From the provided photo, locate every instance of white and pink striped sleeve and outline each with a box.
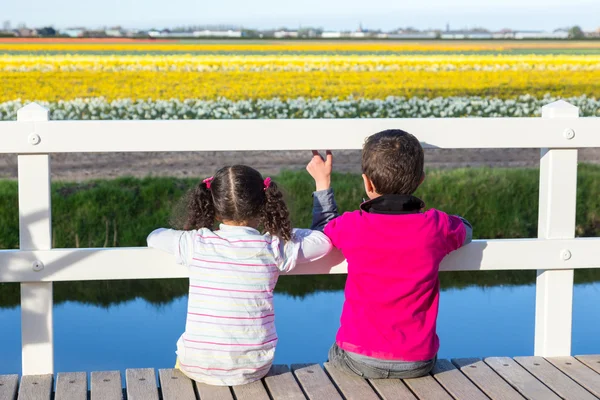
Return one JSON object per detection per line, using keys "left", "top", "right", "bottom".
{"left": 147, "top": 228, "right": 196, "bottom": 266}
{"left": 277, "top": 229, "right": 332, "bottom": 273}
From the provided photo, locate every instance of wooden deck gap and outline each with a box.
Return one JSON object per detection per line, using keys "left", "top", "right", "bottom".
{"left": 291, "top": 371, "right": 310, "bottom": 400}
{"left": 450, "top": 363, "right": 487, "bottom": 395}
{"left": 398, "top": 379, "right": 421, "bottom": 400}
{"left": 321, "top": 364, "right": 351, "bottom": 399}
{"left": 365, "top": 379, "right": 388, "bottom": 400}
{"left": 259, "top": 378, "right": 275, "bottom": 400}
{"left": 191, "top": 379, "right": 200, "bottom": 400}
{"left": 230, "top": 386, "right": 240, "bottom": 400}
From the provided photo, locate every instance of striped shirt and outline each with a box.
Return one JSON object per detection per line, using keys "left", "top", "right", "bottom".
{"left": 147, "top": 224, "right": 332, "bottom": 385}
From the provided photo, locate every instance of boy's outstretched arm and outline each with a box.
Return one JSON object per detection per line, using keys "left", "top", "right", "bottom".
{"left": 459, "top": 217, "right": 473, "bottom": 246}
{"left": 446, "top": 215, "right": 473, "bottom": 252}
{"left": 307, "top": 150, "right": 339, "bottom": 232}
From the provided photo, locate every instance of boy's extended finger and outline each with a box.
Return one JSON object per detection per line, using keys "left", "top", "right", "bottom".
{"left": 326, "top": 150, "right": 333, "bottom": 165}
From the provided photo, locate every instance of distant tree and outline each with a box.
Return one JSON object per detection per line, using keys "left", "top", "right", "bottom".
{"left": 242, "top": 29, "right": 259, "bottom": 38}
{"left": 568, "top": 26, "right": 585, "bottom": 39}
{"left": 36, "top": 26, "right": 56, "bottom": 37}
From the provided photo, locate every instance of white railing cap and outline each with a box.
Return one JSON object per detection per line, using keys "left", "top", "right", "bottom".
{"left": 542, "top": 100, "right": 579, "bottom": 118}
{"left": 16, "top": 102, "right": 49, "bottom": 122}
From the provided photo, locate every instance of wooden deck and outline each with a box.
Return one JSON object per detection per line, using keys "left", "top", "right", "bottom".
{"left": 2, "top": 356, "right": 600, "bottom": 400}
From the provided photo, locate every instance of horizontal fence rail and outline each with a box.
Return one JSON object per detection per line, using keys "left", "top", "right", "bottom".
{"left": 0, "top": 238, "right": 600, "bottom": 283}
{"left": 2, "top": 117, "right": 600, "bottom": 153}
{"left": 1, "top": 100, "right": 599, "bottom": 376}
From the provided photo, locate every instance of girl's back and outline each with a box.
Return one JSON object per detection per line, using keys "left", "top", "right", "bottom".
{"left": 148, "top": 165, "right": 331, "bottom": 385}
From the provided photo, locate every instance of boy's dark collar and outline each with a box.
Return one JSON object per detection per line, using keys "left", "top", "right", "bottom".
{"left": 360, "top": 194, "right": 425, "bottom": 215}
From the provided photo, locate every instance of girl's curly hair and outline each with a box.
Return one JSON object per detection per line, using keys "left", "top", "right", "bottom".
{"left": 173, "top": 165, "right": 292, "bottom": 241}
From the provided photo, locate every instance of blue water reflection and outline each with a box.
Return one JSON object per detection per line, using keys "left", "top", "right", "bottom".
{"left": 0, "top": 283, "right": 598, "bottom": 375}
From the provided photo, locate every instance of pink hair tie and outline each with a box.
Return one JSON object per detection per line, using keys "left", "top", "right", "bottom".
{"left": 203, "top": 177, "right": 214, "bottom": 190}
{"left": 263, "top": 177, "right": 272, "bottom": 190}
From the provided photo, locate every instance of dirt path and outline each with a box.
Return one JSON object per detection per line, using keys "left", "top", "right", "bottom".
{"left": 0, "top": 148, "right": 598, "bottom": 181}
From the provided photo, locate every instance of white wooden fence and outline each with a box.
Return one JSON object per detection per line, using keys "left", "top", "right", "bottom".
{"left": 1, "top": 100, "right": 599, "bottom": 376}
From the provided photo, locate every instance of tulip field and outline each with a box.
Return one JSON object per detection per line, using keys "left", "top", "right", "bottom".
{"left": 1, "top": 39, "right": 599, "bottom": 119}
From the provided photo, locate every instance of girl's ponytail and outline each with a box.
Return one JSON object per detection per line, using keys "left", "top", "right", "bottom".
{"left": 182, "top": 180, "right": 215, "bottom": 230}
{"left": 262, "top": 180, "right": 292, "bottom": 242}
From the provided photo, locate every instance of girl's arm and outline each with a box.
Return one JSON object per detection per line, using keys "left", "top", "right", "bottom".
{"left": 147, "top": 228, "right": 193, "bottom": 265}
{"left": 279, "top": 229, "right": 332, "bottom": 273}
{"left": 295, "top": 229, "right": 333, "bottom": 263}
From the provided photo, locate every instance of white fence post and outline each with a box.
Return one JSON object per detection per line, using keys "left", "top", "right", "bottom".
{"left": 17, "top": 103, "right": 54, "bottom": 375}
{"left": 534, "top": 100, "right": 578, "bottom": 357}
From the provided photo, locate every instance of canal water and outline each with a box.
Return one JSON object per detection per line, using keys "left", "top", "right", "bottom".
{"left": 0, "top": 272, "right": 598, "bottom": 375}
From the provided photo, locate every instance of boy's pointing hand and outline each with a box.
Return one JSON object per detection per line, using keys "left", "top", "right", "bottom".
{"left": 307, "top": 150, "right": 333, "bottom": 191}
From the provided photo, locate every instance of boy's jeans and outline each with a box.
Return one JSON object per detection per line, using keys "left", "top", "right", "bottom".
{"left": 328, "top": 343, "right": 436, "bottom": 379}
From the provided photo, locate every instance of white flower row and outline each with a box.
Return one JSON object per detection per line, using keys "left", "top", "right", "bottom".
{"left": 4, "top": 63, "right": 600, "bottom": 73}
{"left": 0, "top": 95, "right": 598, "bottom": 121}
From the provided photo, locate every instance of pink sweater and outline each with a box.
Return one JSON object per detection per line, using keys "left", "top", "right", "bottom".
{"left": 325, "top": 209, "right": 466, "bottom": 361}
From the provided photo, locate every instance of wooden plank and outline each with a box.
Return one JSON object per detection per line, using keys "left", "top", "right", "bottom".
{"left": 403, "top": 375, "right": 453, "bottom": 400}
{"left": 126, "top": 369, "right": 159, "bottom": 400}
{"left": 432, "top": 359, "right": 488, "bottom": 400}
{"left": 55, "top": 372, "right": 87, "bottom": 400}
{"left": 91, "top": 371, "right": 123, "bottom": 400}
{"left": 485, "top": 357, "right": 560, "bottom": 400}
{"left": 158, "top": 369, "right": 196, "bottom": 400}
{"left": 547, "top": 357, "right": 600, "bottom": 397}
{"left": 264, "top": 365, "right": 306, "bottom": 400}
{"left": 231, "top": 380, "right": 270, "bottom": 400}
{"left": 515, "top": 356, "right": 597, "bottom": 400}
{"left": 368, "top": 379, "right": 417, "bottom": 400}
{"left": 16, "top": 374, "right": 52, "bottom": 400}
{"left": 323, "top": 362, "right": 379, "bottom": 400}
{"left": 292, "top": 364, "right": 342, "bottom": 400}
{"left": 453, "top": 358, "right": 525, "bottom": 400}
{"left": 576, "top": 355, "right": 600, "bottom": 375}
{"left": 195, "top": 382, "right": 234, "bottom": 400}
{"left": 0, "top": 375, "right": 19, "bottom": 400}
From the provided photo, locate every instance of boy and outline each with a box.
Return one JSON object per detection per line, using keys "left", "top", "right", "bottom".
{"left": 307, "top": 129, "right": 472, "bottom": 379}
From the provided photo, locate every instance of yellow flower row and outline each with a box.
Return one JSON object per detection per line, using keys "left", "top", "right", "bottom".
{"left": 0, "top": 55, "right": 600, "bottom": 71}
{"left": 1, "top": 69, "right": 596, "bottom": 102}
{"left": 3, "top": 54, "right": 599, "bottom": 72}
{"left": 2, "top": 40, "right": 600, "bottom": 53}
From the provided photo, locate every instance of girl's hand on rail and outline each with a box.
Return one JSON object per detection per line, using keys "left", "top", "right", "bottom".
{"left": 307, "top": 150, "right": 333, "bottom": 192}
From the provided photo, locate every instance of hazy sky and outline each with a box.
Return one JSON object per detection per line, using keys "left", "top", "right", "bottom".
{"left": 2, "top": 0, "right": 599, "bottom": 31}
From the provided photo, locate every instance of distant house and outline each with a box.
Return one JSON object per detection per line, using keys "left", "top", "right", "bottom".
{"left": 193, "top": 30, "right": 243, "bottom": 38}
{"left": 105, "top": 29, "right": 124, "bottom": 37}
{"left": 14, "top": 28, "right": 36, "bottom": 37}
{"left": 441, "top": 31, "right": 493, "bottom": 39}
{"left": 386, "top": 31, "right": 437, "bottom": 39}
{"left": 148, "top": 29, "right": 193, "bottom": 38}
{"left": 321, "top": 31, "right": 342, "bottom": 38}
{"left": 126, "top": 29, "right": 144, "bottom": 38}
{"left": 60, "top": 28, "right": 85, "bottom": 38}
{"left": 85, "top": 30, "right": 107, "bottom": 38}
{"left": 167, "top": 31, "right": 196, "bottom": 38}
{"left": 585, "top": 28, "right": 600, "bottom": 38}
{"left": 273, "top": 30, "right": 299, "bottom": 39}
{"left": 513, "top": 30, "right": 569, "bottom": 39}
{"left": 493, "top": 29, "right": 515, "bottom": 39}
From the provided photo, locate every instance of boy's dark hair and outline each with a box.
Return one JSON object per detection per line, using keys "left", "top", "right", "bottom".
{"left": 173, "top": 165, "right": 292, "bottom": 241}
{"left": 362, "top": 129, "right": 424, "bottom": 195}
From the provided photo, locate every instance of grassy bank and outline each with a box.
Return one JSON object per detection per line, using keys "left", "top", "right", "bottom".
{"left": 1, "top": 165, "right": 599, "bottom": 249}
{"left": 0, "top": 165, "right": 599, "bottom": 307}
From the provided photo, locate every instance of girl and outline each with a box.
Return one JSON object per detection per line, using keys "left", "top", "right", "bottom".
{"left": 147, "top": 165, "right": 332, "bottom": 386}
